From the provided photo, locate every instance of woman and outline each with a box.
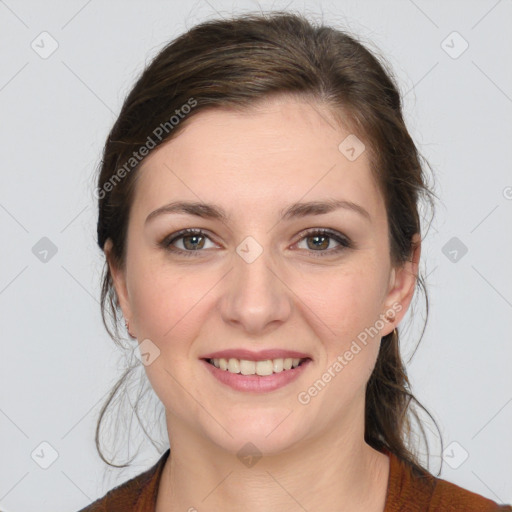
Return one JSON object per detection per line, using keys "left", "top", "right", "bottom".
{"left": 79, "top": 11, "right": 512, "bottom": 511}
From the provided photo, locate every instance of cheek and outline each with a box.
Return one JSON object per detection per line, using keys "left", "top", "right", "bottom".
{"left": 130, "top": 267, "right": 206, "bottom": 344}
{"left": 128, "top": 267, "right": 212, "bottom": 417}
{"left": 299, "top": 263, "right": 387, "bottom": 337}
{"left": 298, "top": 263, "right": 387, "bottom": 382}
{"left": 129, "top": 252, "right": 388, "bottom": 352}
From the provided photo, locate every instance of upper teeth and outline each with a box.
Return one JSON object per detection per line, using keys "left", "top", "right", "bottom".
{"left": 210, "top": 357, "right": 303, "bottom": 376}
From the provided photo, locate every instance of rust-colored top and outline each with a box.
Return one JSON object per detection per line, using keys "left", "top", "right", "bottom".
{"left": 77, "top": 447, "right": 512, "bottom": 511}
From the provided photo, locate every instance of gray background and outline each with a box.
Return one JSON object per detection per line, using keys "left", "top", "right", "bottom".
{"left": 1, "top": 0, "right": 511, "bottom": 510}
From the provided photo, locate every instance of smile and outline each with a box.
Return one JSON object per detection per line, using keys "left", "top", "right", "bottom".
{"left": 206, "top": 357, "right": 308, "bottom": 375}
{"left": 201, "top": 357, "right": 312, "bottom": 393}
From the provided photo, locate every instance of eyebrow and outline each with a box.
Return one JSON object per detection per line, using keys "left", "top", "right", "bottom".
{"left": 145, "top": 198, "right": 371, "bottom": 225}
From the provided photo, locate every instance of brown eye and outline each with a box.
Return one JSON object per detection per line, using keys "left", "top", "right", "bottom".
{"left": 161, "top": 227, "right": 352, "bottom": 258}
{"left": 162, "top": 228, "right": 216, "bottom": 257}
{"left": 305, "top": 234, "right": 330, "bottom": 250}
{"left": 295, "top": 229, "right": 352, "bottom": 257}
{"left": 181, "top": 233, "right": 206, "bottom": 250}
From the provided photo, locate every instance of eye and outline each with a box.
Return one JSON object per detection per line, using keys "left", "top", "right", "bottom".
{"left": 161, "top": 228, "right": 216, "bottom": 257}
{"left": 160, "top": 227, "right": 352, "bottom": 258}
{"left": 294, "top": 228, "right": 352, "bottom": 257}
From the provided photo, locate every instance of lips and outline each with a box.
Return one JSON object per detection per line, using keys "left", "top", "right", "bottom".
{"left": 200, "top": 349, "right": 311, "bottom": 361}
{"left": 201, "top": 357, "right": 312, "bottom": 392}
{"left": 199, "top": 348, "right": 313, "bottom": 392}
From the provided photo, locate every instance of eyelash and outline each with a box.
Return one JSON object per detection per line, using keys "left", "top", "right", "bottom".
{"left": 160, "top": 228, "right": 353, "bottom": 258}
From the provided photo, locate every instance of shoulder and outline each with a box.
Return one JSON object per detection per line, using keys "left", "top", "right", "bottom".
{"left": 75, "top": 449, "right": 170, "bottom": 512}
{"left": 429, "top": 476, "right": 512, "bottom": 511}
{"left": 75, "top": 471, "right": 148, "bottom": 512}
{"left": 384, "top": 449, "right": 512, "bottom": 511}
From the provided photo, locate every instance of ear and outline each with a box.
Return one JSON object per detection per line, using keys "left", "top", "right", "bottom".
{"left": 104, "top": 238, "right": 133, "bottom": 325}
{"left": 380, "top": 233, "right": 421, "bottom": 336}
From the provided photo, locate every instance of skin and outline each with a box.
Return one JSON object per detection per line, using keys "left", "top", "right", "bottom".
{"left": 105, "top": 95, "right": 421, "bottom": 512}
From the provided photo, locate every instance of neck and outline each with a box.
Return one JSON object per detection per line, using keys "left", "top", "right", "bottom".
{"left": 156, "top": 407, "right": 390, "bottom": 512}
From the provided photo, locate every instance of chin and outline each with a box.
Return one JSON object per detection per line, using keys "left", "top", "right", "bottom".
{"left": 202, "top": 407, "right": 307, "bottom": 458}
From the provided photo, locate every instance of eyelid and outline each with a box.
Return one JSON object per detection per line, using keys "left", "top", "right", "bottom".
{"left": 292, "top": 227, "right": 352, "bottom": 256}
{"left": 294, "top": 227, "right": 351, "bottom": 245}
{"left": 161, "top": 227, "right": 352, "bottom": 257}
{"left": 160, "top": 228, "right": 218, "bottom": 253}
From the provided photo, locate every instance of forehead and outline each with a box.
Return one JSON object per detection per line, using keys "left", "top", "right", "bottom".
{"left": 133, "top": 97, "right": 383, "bottom": 221}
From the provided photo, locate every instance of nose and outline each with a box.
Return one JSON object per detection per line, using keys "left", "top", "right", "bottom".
{"left": 219, "top": 240, "right": 292, "bottom": 335}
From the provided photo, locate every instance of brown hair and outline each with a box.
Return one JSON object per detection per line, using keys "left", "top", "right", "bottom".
{"left": 94, "top": 10, "right": 442, "bottom": 476}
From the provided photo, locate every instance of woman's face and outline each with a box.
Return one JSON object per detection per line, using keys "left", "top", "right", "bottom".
{"left": 106, "top": 96, "right": 419, "bottom": 455}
